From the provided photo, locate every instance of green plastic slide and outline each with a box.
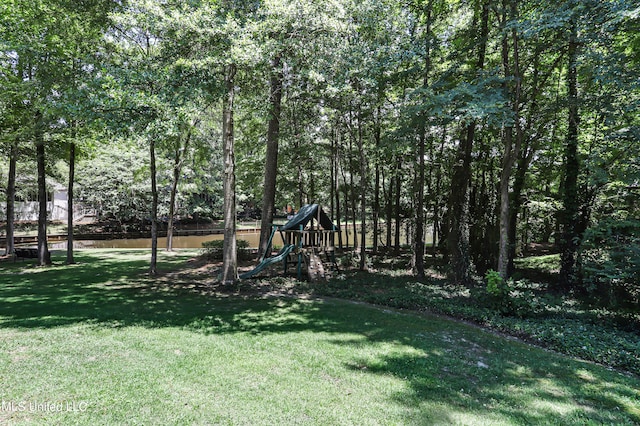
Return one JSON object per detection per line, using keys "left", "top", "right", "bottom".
{"left": 239, "top": 244, "right": 296, "bottom": 279}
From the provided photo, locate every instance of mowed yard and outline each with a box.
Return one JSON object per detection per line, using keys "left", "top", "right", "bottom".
{"left": 0, "top": 250, "right": 638, "bottom": 425}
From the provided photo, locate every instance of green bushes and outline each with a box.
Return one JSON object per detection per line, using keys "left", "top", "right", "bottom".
{"left": 201, "top": 239, "right": 252, "bottom": 260}
{"left": 579, "top": 218, "right": 640, "bottom": 308}
{"left": 485, "top": 270, "right": 508, "bottom": 298}
{"left": 483, "top": 270, "right": 539, "bottom": 318}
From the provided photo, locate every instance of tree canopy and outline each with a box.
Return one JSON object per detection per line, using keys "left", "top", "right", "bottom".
{"left": 1, "top": 0, "right": 638, "bottom": 302}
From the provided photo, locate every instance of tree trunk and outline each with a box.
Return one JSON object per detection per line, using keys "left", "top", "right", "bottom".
{"left": 5, "top": 141, "right": 17, "bottom": 256}
{"left": 432, "top": 125, "right": 447, "bottom": 255}
{"left": 497, "top": 0, "right": 521, "bottom": 279}
{"left": 507, "top": 38, "right": 549, "bottom": 275}
{"left": 498, "top": 128, "right": 517, "bottom": 278}
{"left": 507, "top": 154, "right": 527, "bottom": 274}
{"left": 333, "top": 128, "right": 343, "bottom": 249}
{"left": 413, "top": 131, "right": 426, "bottom": 278}
{"left": 394, "top": 156, "right": 402, "bottom": 255}
{"left": 337, "top": 135, "right": 350, "bottom": 248}
{"left": 343, "top": 187, "right": 350, "bottom": 248}
{"left": 296, "top": 139, "right": 304, "bottom": 209}
{"left": 36, "top": 112, "right": 51, "bottom": 266}
{"left": 258, "top": 54, "right": 283, "bottom": 259}
{"left": 348, "top": 122, "right": 358, "bottom": 251}
{"left": 341, "top": 164, "right": 350, "bottom": 249}
{"left": 372, "top": 107, "right": 381, "bottom": 254}
{"left": 351, "top": 172, "right": 357, "bottom": 251}
{"left": 559, "top": 20, "right": 580, "bottom": 290}
{"left": 446, "top": 0, "right": 489, "bottom": 284}
{"left": 357, "top": 109, "right": 367, "bottom": 271}
{"left": 167, "top": 129, "right": 192, "bottom": 252}
{"left": 166, "top": 152, "right": 180, "bottom": 252}
{"left": 149, "top": 138, "right": 158, "bottom": 275}
{"left": 447, "top": 126, "right": 474, "bottom": 284}
{"left": 330, "top": 126, "right": 336, "bottom": 218}
{"left": 221, "top": 64, "right": 238, "bottom": 284}
{"left": 412, "top": 1, "right": 432, "bottom": 278}
{"left": 67, "top": 141, "right": 76, "bottom": 264}
{"left": 386, "top": 169, "right": 393, "bottom": 248}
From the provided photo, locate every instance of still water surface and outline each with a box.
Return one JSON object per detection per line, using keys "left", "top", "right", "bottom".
{"left": 51, "top": 233, "right": 262, "bottom": 250}
{"left": 51, "top": 226, "right": 430, "bottom": 249}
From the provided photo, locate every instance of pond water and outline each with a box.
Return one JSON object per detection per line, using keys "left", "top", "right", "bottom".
{"left": 51, "top": 233, "right": 261, "bottom": 250}
{"left": 50, "top": 226, "right": 433, "bottom": 250}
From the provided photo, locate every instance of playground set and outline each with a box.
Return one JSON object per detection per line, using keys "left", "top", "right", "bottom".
{"left": 240, "top": 204, "right": 340, "bottom": 281}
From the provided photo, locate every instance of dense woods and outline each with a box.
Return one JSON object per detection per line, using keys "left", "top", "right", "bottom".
{"left": 1, "top": 0, "right": 638, "bottom": 306}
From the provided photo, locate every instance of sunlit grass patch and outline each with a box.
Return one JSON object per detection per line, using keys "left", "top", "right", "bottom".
{"left": 0, "top": 250, "right": 639, "bottom": 425}
{"left": 309, "top": 255, "right": 640, "bottom": 377}
{"left": 514, "top": 254, "right": 561, "bottom": 273}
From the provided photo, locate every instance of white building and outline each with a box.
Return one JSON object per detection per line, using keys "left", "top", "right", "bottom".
{"left": 1, "top": 182, "right": 93, "bottom": 223}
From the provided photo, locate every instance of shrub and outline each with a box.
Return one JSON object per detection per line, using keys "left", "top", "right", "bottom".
{"left": 484, "top": 270, "right": 535, "bottom": 318}
{"left": 201, "top": 239, "right": 252, "bottom": 260}
{"left": 578, "top": 218, "right": 640, "bottom": 308}
{"left": 485, "top": 270, "right": 508, "bottom": 298}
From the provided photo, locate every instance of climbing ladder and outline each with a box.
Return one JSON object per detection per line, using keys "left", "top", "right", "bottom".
{"left": 307, "top": 252, "right": 325, "bottom": 281}
{"left": 303, "top": 248, "right": 340, "bottom": 281}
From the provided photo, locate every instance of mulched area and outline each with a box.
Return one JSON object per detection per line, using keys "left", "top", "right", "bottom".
{"left": 154, "top": 255, "right": 308, "bottom": 299}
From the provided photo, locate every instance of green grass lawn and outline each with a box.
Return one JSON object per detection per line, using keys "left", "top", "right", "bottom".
{"left": 1, "top": 250, "right": 639, "bottom": 425}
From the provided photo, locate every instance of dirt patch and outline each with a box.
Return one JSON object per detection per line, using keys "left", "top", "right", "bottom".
{"left": 152, "top": 255, "right": 310, "bottom": 299}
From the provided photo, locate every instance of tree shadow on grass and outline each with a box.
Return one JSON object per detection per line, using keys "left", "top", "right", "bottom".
{"left": 338, "top": 331, "right": 640, "bottom": 424}
{"left": 1, "top": 251, "right": 639, "bottom": 424}
{"left": 0, "top": 251, "right": 338, "bottom": 332}
{"left": 1, "top": 251, "right": 162, "bottom": 328}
